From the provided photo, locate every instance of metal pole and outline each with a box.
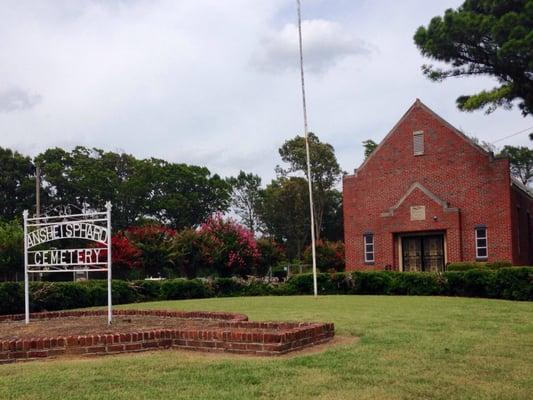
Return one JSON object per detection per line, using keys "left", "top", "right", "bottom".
{"left": 35, "top": 164, "right": 40, "bottom": 219}
{"left": 23, "top": 210, "right": 30, "bottom": 324}
{"left": 106, "top": 202, "right": 113, "bottom": 324}
{"left": 296, "top": 0, "right": 318, "bottom": 297}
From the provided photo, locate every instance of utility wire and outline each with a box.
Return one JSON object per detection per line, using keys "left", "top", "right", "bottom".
{"left": 492, "top": 126, "right": 533, "bottom": 144}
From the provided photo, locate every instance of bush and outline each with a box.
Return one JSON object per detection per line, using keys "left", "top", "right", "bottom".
{"left": 286, "top": 273, "right": 338, "bottom": 295}
{"left": 160, "top": 279, "right": 212, "bottom": 300}
{"left": 352, "top": 271, "right": 394, "bottom": 294}
{"left": 492, "top": 267, "right": 533, "bottom": 300}
{"left": 447, "top": 261, "right": 514, "bottom": 271}
{"left": 390, "top": 273, "right": 444, "bottom": 296}
{"left": 0, "top": 268, "right": 531, "bottom": 316}
{"left": 447, "top": 262, "right": 486, "bottom": 271}
{"left": 303, "top": 241, "right": 345, "bottom": 272}
{"left": 486, "top": 260, "right": 513, "bottom": 269}
{"left": 256, "top": 238, "right": 286, "bottom": 277}
{"left": 444, "top": 270, "right": 495, "bottom": 297}
{"left": 200, "top": 214, "right": 260, "bottom": 277}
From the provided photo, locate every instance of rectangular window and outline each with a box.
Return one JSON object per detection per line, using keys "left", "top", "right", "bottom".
{"left": 475, "top": 227, "right": 488, "bottom": 259}
{"left": 413, "top": 131, "right": 424, "bottom": 155}
{"left": 364, "top": 234, "right": 374, "bottom": 263}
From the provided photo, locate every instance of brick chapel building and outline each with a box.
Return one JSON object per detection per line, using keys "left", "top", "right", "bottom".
{"left": 343, "top": 99, "right": 533, "bottom": 272}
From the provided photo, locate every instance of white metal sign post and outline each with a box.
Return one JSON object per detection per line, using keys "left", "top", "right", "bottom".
{"left": 23, "top": 202, "right": 113, "bottom": 324}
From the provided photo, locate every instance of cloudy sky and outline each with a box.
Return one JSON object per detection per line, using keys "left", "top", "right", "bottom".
{"left": 1, "top": 0, "right": 532, "bottom": 183}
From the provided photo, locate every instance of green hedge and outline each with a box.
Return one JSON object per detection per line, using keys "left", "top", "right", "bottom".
{"left": 447, "top": 261, "right": 513, "bottom": 271}
{"left": 0, "top": 268, "right": 531, "bottom": 315}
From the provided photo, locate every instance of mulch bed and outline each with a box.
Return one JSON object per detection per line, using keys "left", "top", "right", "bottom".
{"left": 0, "top": 315, "right": 223, "bottom": 340}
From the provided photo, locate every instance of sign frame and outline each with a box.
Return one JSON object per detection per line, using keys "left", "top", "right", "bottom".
{"left": 23, "top": 202, "right": 113, "bottom": 324}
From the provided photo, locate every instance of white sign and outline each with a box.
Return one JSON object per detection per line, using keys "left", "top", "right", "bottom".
{"left": 410, "top": 205, "right": 426, "bottom": 221}
{"left": 23, "top": 203, "right": 113, "bottom": 324}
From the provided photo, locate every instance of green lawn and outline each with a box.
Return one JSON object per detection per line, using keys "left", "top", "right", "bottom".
{"left": 1, "top": 296, "right": 532, "bottom": 400}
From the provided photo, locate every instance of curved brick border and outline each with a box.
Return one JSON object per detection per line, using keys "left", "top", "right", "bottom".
{"left": 0, "top": 310, "right": 334, "bottom": 363}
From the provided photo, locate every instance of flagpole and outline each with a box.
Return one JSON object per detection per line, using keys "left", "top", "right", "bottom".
{"left": 296, "top": 0, "right": 318, "bottom": 297}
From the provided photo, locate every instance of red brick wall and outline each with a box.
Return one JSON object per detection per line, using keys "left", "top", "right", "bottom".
{"left": 510, "top": 184, "right": 533, "bottom": 265}
{"left": 343, "top": 100, "right": 514, "bottom": 271}
{"left": 0, "top": 310, "right": 335, "bottom": 363}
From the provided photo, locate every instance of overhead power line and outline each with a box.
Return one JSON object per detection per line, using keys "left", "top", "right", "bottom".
{"left": 492, "top": 126, "right": 533, "bottom": 144}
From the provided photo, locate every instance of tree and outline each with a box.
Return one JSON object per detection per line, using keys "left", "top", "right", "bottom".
{"left": 172, "top": 228, "right": 211, "bottom": 279}
{"left": 278, "top": 133, "right": 342, "bottom": 240}
{"left": 321, "top": 189, "right": 344, "bottom": 242}
{"left": 125, "top": 225, "right": 178, "bottom": 278}
{"left": 110, "top": 232, "right": 143, "bottom": 280}
{"left": 260, "top": 177, "right": 310, "bottom": 260}
{"left": 255, "top": 238, "right": 286, "bottom": 277}
{"left": 414, "top": 0, "right": 533, "bottom": 116}
{"left": 0, "top": 220, "right": 24, "bottom": 281}
{"left": 227, "top": 171, "right": 263, "bottom": 234}
{"left": 35, "top": 146, "right": 231, "bottom": 229}
{"left": 499, "top": 145, "right": 533, "bottom": 185}
{"left": 199, "top": 214, "right": 259, "bottom": 277}
{"left": 0, "top": 147, "right": 36, "bottom": 220}
{"left": 303, "top": 240, "right": 345, "bottom": 273}
{"left": 363, "top": 139, "right": 378, "bottom": 158}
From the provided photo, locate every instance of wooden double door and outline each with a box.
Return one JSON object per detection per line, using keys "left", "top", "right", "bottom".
{"left": 401, "top": 234, "right": 445, "bottom": 272}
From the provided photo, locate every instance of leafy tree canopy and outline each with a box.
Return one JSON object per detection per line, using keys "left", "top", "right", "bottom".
{"left": 499, "top": 145, "right": 533, "bottom": 185}
{"left": 227, "top": 171, "right": 263, "bottom": 234}
{"left": 414, "top": 0, "right": 533, "bottom": 115}
{"left": 277, "top": 133, "right": 342, "bottom": 240}
{"left": 362, "top": 139, "right": 378, "bottom": 159}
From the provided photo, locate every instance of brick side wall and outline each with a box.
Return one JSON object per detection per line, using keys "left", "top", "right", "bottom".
{"left": 0, "top": 310, "right": 334, "bottom": 363}
{"left": 343, "top": 100, "right": 514, "bottom": 271}
{"left": 510, "top": 184, "right": 533, "bottom": 265}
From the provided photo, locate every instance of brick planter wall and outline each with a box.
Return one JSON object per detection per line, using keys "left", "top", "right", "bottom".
{"left": 0, "top": 310, "right": 334, "bottom": 363}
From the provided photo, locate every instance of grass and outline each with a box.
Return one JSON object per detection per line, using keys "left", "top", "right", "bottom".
{"left": 0, "top": 295, "right": 532, "bottom": 400}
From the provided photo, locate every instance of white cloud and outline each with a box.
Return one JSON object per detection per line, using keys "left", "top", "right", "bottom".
{"left": 0, "top": 87, "right": 42, "bottom": 113}
{"left": 0, "top": 0, "right": 530, "bottom": 184}
{"left": 252, "top": 19, "right": 371, "bottom": 73}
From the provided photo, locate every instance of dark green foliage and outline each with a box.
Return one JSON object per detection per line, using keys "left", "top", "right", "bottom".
{"left": 211, "top": 278, "right": 245, "bottom": 297}
{"left": 33, "top": 146, "right": 231, "bottom": 230}
{"left": 227, "top": 171, "right": 263, "bottom": 234}
{"left": 286, "top": 273, "right": 338, "bottom": 295}
{"left": 0, "top": 282, "right": 24, "bottom": 315}
{"left": 390, "top": 273, "right": 444, "bottom": 296}
{"left": 447, "top": 261, "right": 513, "bottom": 271}
{"left": 0, "top": 220, "right": 24, "bottom": 281}
{"left": 0, "top": 268, "right": 531, "bottom": 315}
{"left": 303, "top": 241, "right": 345, "bottom": 272}
{"left": 414, "top": 0, "right": 533, "bottom": 116}
{"left": 447, "top": 262, "right": 487, "bottom": 271}
{"left": 0, "top": 147, "right": 36, "bottom": 221}
{"left": 499, "top": 146, "right": 533, "bottom": 186}
{"left": 255, "top": 238, "right": 286, "bottom": 277}
{"left": 159, "top": 279, "right": 212, "bottom": 300}
{"left": 492, "top": 267, "right": 533, "bottom": 300}
{"left": 362, "top": 139, "right": 378, "bottom": 158}
{"left": 352, "top": 271, "right": 394, "bottom": 294}
{"left": 277, "top": 133, "right": 342, "bottom": 242}
{"left": 486, "top": 260, "right": 513, "bottom": 269}
{"left": 444, "top": 270, "right": 496, "bottom": 297}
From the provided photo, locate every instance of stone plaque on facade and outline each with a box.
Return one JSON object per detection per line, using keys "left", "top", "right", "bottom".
{"left": 410, "top": 205, "right": 426, "bottom": 221}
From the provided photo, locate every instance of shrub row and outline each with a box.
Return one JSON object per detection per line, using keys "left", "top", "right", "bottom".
{"left": 0, "top": 268, "right": 531, "bottom": 315}
{"left": 447, "top": 261, "right": 513, "bottom": 271}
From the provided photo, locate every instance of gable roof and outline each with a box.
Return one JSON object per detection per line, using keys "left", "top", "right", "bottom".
{"left": 355, "top": 99, "right": 491, "bottom": 176}
{"left": 380, "top": 181, "right": 459, "bottom": 217}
